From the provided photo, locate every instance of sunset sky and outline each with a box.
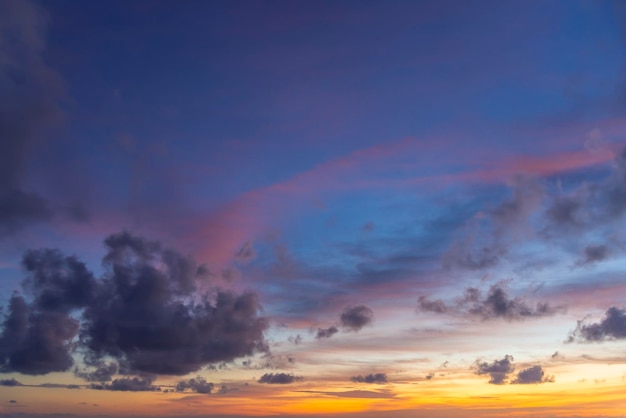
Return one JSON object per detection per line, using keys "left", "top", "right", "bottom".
{"left": 1, "top": 1, "right": 626, "bottom": 417}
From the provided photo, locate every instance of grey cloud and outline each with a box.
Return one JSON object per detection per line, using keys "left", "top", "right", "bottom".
{"left": 544, "top": 148, "right": 626, "bottom": 233}
{"left": 0, "top": 231, "right": 270, "bottom": 377}
{"left": 417, "top": 284, "right": 564, "bottom": 321}
{"left": 511, "top": 365, "right": 554, "bottom": 384}
{"left": 90, "top": 376, "right": 160, "bottom": 392}
{"left": 80, "top": 232, "right": 269, "bottom": 376}
{"left": 21, "top": 249, "right": 96, "bottom": 313}
{"left": 416, "top": 296, "right": 447, "bottom": 314}
{"left": 0, "top": 378, "right": 22, "bottom": 386}
{"left": 0, "top": 248, "right": 94, "bottom": 374}
{"left": 568, "top": 306, "right": 626, "bottom": 342}
{"left": 0, "top": 293, "right": 79, "bottom": 374}
{"left": 443, "top": 244, "right": 504, "bottom": 271}
{"left": 340, "top": 305, "right": 374, "bottom": 331}
{"left": 175, "top": 376, "right": 214, "bottom": 394}
{"left": 473, "top": 355, "right": 515, "bottom": 385}
{"left": 315, "top": 326, "right": 338, "bottom": 340}
{"left": 75, "top": 361, "right": 118, "bottom": 382}
{"left": 546, "top": 192, "right": 588, "bottom": 230}
{"left": 258, "top": 372, "right": 302, "bottom": 384}
{"left": 351, "top": 373, "right": 387, "bottom": 384}
{"left": 575, "top": 244, "right": 609, "bottom": 266}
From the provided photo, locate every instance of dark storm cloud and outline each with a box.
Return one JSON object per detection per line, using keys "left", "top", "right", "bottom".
{"left": 0, "top": 293, "right": 79, "bottom": 375}
{"left": 0, "top": 378, "right": 22, "bottom": 386}
{"left": 90, "top": 376, "right": 160, "bottom": 392}
{"left": 568, "top": 306, "right": 626, "bottom": 342}
{"left": 315, "top": 326, "right": 338, "bottom": 340}
{"left": 81, "top": 232, "right": 269, "bottom": 375}
{"left": 0, "top": 0, "right": 66, "bottom": 235}
{"left": 511, "top": 365, "right": 554, "bottom": 384}
{"left": 417, "top": 284, "right": 564, "bottom": 321}
{"left": 0, "top": 231, "right": 270, "bottom": 377}
{"left": 21, "top": 249, "right": 96, "bottom": 313}
{"left": 350, "top": 373, "right": 387, "bottom": 384}
{"left": 473, "top": 355, "right": 515, "bottom": 385}
{"left": 258, "top": 373, "right": 302, "bottom": 384}
{"left": 340, "top": 305, "right": 374, "bottom": 331}
{"left": 0, "top": 249, "right": 95, "bottom": 374}
{"left": 175, "top": 376, "right": 214, "bottom": 394}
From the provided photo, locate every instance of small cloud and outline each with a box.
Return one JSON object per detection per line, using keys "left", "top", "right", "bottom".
{"left": 9, "top": 400, "right": 17, "bottom": 404}
{"left": 90, "top": 376, "right": 160, "bottom": 392}
{"left": 568, "top": 306, "right": 626, "bottom": 342}
{"left": 0, "top": 379, "right": 22, "bottom": 386}
{"left": 258, "top": 373, "right": 302, "bottom": 384}
{"left": 315, "top": 326, "right": 338, "bottom": 340}
{"left": 288, "top": 334, "right": 303, "bottom": 345}
{"left": 511, "top": 365, "right": 554, "bottom": 384}
{"left": 417, "top": 296, "right": 447, "bottom": 314}
{"left": 574, "top": 244, "right": 609, "bottom": 267}
{"left": 340, "top": 305, "right": 374, "bottom": 331}
{"left": 176, "top": 376, "right": 214, "bottom": 394}
{"left": 473, "top": 355, "right": 515, "bottom": 385}
{"left": 351, "top": 373, "right": 387, "bottom": 384}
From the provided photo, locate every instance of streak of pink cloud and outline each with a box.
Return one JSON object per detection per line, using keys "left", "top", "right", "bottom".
{"left": 190, "top": 118, "right": 626, "bottom": 266}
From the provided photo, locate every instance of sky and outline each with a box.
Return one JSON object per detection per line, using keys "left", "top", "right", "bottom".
{"left": 1, "top": 0, "right": 626, "bottom": 417}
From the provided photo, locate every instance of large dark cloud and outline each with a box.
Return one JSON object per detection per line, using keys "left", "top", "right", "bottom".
{"left": 511, "top": 365, "right": 554, "bottom": 384}
{"left": 175, "top": 376, "right": 214, "bottom": 394}
{"left": 258, "top": 372, "right": 302, "bottom": 384}
{"left": 0, "top": 231, "right": 270, "bottom": 377}
{"left": 473, "top": 355, "right": 515, "bottom": 385}
{"left": 0, "top": 293, "right": 80, "bottom": 375}
{"left": 80, "top": 232, "right": 269, "bottom": 375}
{"left": 350, "top": 373, "right": 387, "bottom": 384}
{"left": 568, "top": 306, "right": 626, "bottom": 342}
{"left": 21, "top": 249, "right": 96, "bottom": 313}
{"left": 417, "top": 284, "right": 564, "bottom": 321}
{"left": 340, "top": 305, "right": 374, "bottom": 331}
{"left": 0, "top": 249, "right": 95, "bottom": 374}
{"left": 0, "top": 0, "right": 66, "bottom": 235}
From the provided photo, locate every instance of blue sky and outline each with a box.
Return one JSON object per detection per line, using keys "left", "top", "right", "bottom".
{"left": 1, "top": 1, "right": 626, "bottom": 417}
